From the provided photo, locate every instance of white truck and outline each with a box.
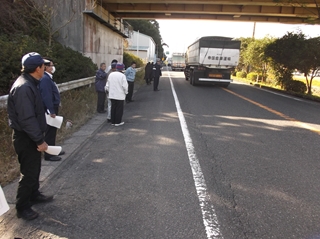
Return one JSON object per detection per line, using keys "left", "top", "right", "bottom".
{"left": 171, "top": 53, "right": 186, "bottom": 71}
{"left": 184, "top": 36, "right": 241, "bottom": 87}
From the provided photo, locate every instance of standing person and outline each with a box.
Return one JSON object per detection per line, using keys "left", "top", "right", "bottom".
{"left": 153, "top": 59, "right": 162, "bottom": 91}
{"left": 106, "top": 59, "right": 118, "bottom": 73}
{"left": 7, "top": 52, "right": 53, "bottom": 221}
{"left": 39, "top": 58, "right": 64, "bottom": 161}
{"left": 148, "top": 62, "right": 154, "bottom": 82}
{"left": 144, "top": 62, "right": 151, "bottom": 85}
{"left": 105, "top": 63, "right": 128, "bottom": 126}
{"left": 95, "top": 63, "right": 107, "bottom": 113}
{"left": 125, "top": 61, "right": 136, "bottom": 103}
{"left": 106, "top": 59, "right": 118, "bottom": 122}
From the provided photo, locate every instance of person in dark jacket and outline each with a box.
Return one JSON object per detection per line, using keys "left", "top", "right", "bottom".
{"left": 144, "top": 62, "right": 151, "bottom": 85}
{"left": 95, "top": 63, "right": 108, "bottom": 113}
{"left": 153, "top": 59, "right": 162, "bottom": 91}
{"left": 39, "top": 58, "right": 63, "bottom": 161}
{"left": 7, "top": 52, "right": 53, "bottom": 221}
{"left": 148, "top": 62, "right": 154, "bottom": 82}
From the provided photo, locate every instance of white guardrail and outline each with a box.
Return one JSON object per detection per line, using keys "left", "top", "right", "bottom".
{"left": 0, "top": 76, "right": 95, "bottom": 109}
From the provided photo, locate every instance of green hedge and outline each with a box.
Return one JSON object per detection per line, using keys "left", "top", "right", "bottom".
{"left": 0, "top": 34, "right": 97, "bottom": 95}
{"left": 247, "top": 72, "right": 261, "bottom": 82}
{"left": 284, "top": 80, "right": 307, "bottom": 94}
{"left": 123, "top": 52, "right": 144, "bottom": 69}
{"left": 236, "top": 71, "right": 247, "bottom": 78}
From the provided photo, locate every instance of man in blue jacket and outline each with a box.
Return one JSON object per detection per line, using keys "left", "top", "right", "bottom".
{"left": 125, "top": 61, "right": 136, "bottom": 103}
{"left": 7, "top": 52, "right": 53, "bottom": 220}
{"left": 39, "top": 58, "right": 63, "bottom": 161}
{"left": 95, "top": 63, "right": 108, "bottom": 113}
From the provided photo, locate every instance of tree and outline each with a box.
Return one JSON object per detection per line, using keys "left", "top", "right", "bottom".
{"left": 125, "top": 19, "right": 165, "bottom": 59}
{"left": 264, "top": 32, "right": 306, "bottom": 88}
{"left": 242, "top": 37, "right": 275, "bottom": 81}
{"left": 265, "top": 31, "right": 320, "bottom": 94}
{"left": 21, "top": 0, "right": 76, "bottom": 49}
{"left": 236, "top": 37, "right": 254, "bottom": 73}
{"left": 295, "top": 36, "right": 320, "bottom": 94}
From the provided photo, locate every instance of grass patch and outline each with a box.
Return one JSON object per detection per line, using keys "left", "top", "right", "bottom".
{"left": 0, "top": 108, "right": 17, "bottom": 186}
{"left": 293, "top": 75, "right": 320, "bottom": 87}
{"left": 233, "top": 76, "right": 320, "bottom": 100}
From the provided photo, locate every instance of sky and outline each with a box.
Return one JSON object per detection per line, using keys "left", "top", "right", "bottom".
{"left": 157, "top": 20, "right": 320, "bottom": 55}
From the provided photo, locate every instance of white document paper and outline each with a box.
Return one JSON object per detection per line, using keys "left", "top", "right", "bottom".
{"left": 45, "top": 146, "right": 62, "bottom": 156}
{"left": 45, "top": 114, "right": 63, "bottom": 129}
{"left": 0, "top": 186, "right": 9, "bottom": 217}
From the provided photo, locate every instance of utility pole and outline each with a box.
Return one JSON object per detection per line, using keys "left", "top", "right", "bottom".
{"left": 136, "top": 30, "right": 139, "bottom": 56}
{"left": 252, "top": 22, "right": 256, "bottom": 39}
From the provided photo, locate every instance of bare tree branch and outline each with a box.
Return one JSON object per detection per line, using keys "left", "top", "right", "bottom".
{"left": 21, "top": 0, "right": 77, "bottom": 47}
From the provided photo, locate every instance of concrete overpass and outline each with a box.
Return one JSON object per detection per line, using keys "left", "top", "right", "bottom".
{"left": 37, "top": 0, "right": 320, "bottom": 67}
{"left": 100, "top": 0, "right": 320, "bottom": 24}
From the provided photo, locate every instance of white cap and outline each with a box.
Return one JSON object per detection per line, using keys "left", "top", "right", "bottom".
{"left": 21, "top": 52, "right": 40, "bottom": 65}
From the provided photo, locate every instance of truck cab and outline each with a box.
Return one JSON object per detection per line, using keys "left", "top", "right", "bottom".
{"left": 171, "top": 53, "right": 186, "bottom": 71}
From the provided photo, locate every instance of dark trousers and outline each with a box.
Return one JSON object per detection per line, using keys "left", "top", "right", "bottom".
{"left": 126, "top": 81, "right": 134, "bottom": 102}
{"left": 110, "top": 99, "right": 124, "bottom": 124}
{"left": 153, "top": 76, "right": 160, "bottom": 90}
{"left": 13, "top": 130, "right": 42, "bottom": 211}
{"left": 97, "top": 91, "right": 106, "bottom": 112}
{"left": 44, "top": 105, "right": 59, "bottom": 160}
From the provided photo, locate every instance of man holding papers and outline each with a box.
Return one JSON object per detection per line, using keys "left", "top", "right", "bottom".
{"left": 7, "top": 52, "right": 54, "bottom": 220}
{"left": 39, "top": 58, "right": 64, "bottom": 161}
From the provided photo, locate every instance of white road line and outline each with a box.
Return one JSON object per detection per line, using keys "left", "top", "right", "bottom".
{"left": 168, "top": 73, "right": 224, "bottom": 239}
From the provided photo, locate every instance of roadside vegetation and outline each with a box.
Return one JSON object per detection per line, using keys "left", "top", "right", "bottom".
{"left": 234, "top": 32, "right": 320, "bottom": 100}
{"left": 0, "top": 0, "right": 147, "bottom": 186}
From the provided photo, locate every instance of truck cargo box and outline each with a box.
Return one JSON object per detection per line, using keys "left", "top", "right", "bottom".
{"left": 186, "top": 36, "right": 241, "bottom": 68}
{"left": 184, "top": 36, "right": 241, "bottom": 87}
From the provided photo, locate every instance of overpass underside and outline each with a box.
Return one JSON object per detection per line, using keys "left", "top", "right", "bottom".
{"left": 99, "top": 0, "right": 320, "bottom": 24}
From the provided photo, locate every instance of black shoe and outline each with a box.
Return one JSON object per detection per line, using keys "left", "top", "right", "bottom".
{"left": 58, "top": 150, "right": 65, "bottom": 156}
{"left": 31, "top": 193, "right": 54, "bottom": 204}
{"left": 98, "top": 110, "right": 106, "bottom": 113}
{"left": 129, "top": 100, "right": 134, "bottom": 102}
{"left": 45, "top": 156, "right": 61, "bottom": 161}
{"left": 17, "top": 208, "right": 39, "bottom": 220}
{"left": 107, "top": 119, "right": 112, "bottom": 123}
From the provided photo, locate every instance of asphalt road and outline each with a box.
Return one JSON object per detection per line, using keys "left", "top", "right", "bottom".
{"left": 1, "top": 68, "right": 320, "bottom": 239}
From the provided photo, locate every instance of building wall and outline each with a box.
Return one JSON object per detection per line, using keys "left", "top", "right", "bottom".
{"left": 127, "top": 31, "right": 156, "bottom": 62}
{"left": 38, "top": 0, "right": 125, "bottom": 66}
{"left": 83, "top": 15, "right": 124, "bottom": 65}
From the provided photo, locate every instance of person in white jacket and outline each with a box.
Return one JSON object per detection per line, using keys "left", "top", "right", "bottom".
{"left": 105, "top": 63, "right": 128, "bottom": 126}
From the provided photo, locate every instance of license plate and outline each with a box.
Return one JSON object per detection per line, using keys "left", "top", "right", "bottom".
{"left": 209, "top": 73, "right": 222, "bottom": 78}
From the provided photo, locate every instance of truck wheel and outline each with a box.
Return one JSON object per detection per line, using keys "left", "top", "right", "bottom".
{"left": 190, "top": 72, "right": 198, "bottom": 86}
{"left": 184, "top": 70, "right": 189, "bottom": 81}
{"left": 221, "top": 83, "right": 229, "bottom": 88}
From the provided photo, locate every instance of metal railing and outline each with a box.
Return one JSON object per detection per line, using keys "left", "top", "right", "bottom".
{"left": 0, "top": 67, "right": 144, "bottom": 108}
{"left": 0, "top": 76, "right": 95, "bottom": 108}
